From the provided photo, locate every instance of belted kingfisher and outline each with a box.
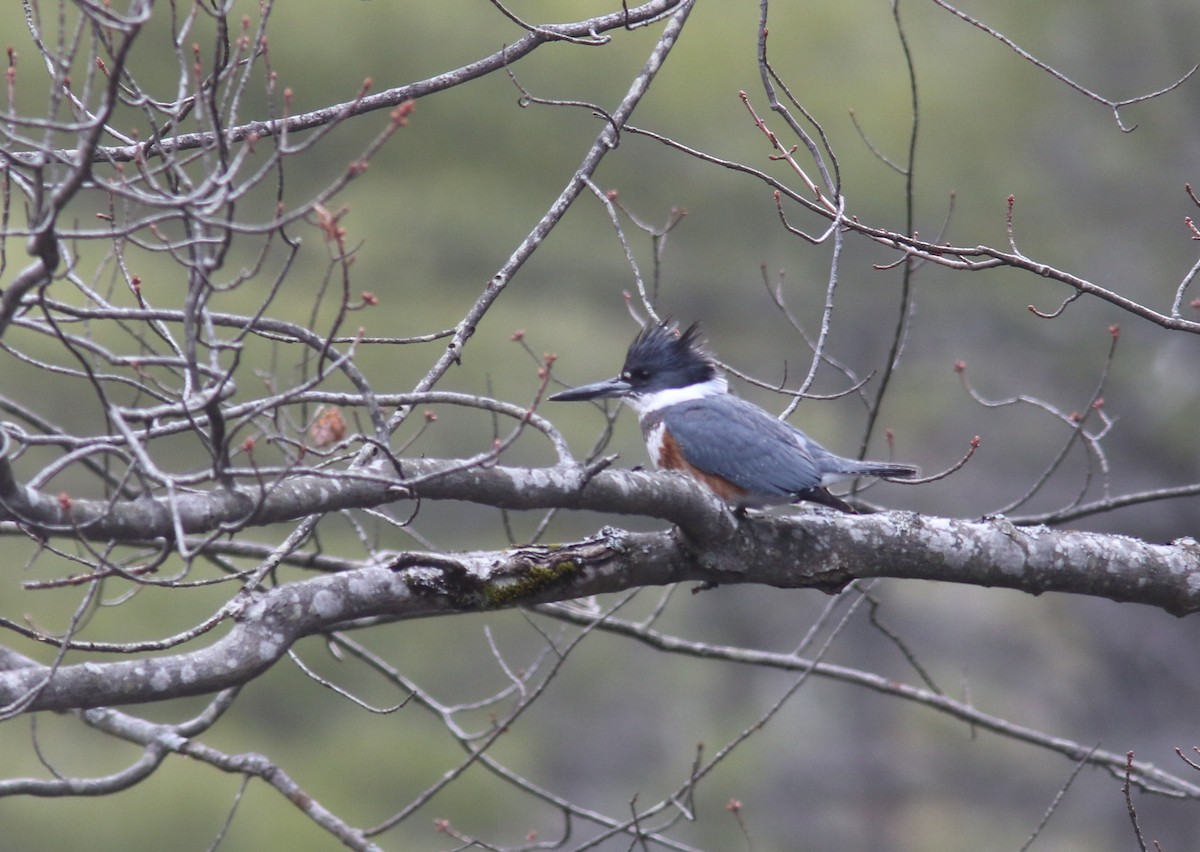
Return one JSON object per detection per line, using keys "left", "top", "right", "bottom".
{"left": 550, "top": 322, "right": 918, "bottom": 513}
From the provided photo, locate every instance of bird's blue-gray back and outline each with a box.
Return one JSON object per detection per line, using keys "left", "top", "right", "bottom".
{"left": 657, "top": 396, "right": 823, "bottom": 498}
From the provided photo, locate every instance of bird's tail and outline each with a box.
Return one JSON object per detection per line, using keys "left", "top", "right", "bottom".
{"left": 848, "top": 461, "right": 919, "bottom": 479}
{"left": 808, "top": 459, "right": 918, "bottom": 511}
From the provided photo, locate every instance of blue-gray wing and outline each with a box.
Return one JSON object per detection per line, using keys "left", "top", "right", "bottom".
{"left": 660, "top": 397, "right": 822, "bottom": 498}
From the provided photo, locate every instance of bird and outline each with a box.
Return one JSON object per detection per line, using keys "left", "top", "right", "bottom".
{"left": 549, "top": 321, "right": 918, "bottom": 513}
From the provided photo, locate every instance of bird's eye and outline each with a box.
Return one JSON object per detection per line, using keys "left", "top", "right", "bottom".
{"left": 626, "top": 368, "right": 649, "bottom": 382}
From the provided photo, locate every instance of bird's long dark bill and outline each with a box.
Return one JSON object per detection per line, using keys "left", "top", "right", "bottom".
{"left": 548, "top": 376, "right": 631, "bottom": 401}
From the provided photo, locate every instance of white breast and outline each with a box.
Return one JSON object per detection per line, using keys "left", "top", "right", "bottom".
{"left": 622, "top": 376, "right": 729, "bottom": 416}
{"left": 641, "top": 419, "right": 667, "bottom": 469}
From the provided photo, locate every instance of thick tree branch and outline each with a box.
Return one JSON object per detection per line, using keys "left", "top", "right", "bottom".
{"left": 3, "top": 510, "right": 1198, "bottom": 715}
{"left": 1, "top": 428, "right": 1197, "bottom": 617}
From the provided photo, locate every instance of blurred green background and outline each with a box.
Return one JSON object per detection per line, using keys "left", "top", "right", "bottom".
{"left": 2, "top": 1, "right": 1200, "bottom": 849}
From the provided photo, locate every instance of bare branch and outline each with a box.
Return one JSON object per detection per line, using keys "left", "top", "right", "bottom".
{"left": 930, "top": 0, "right": 1198, "bottom": 131}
